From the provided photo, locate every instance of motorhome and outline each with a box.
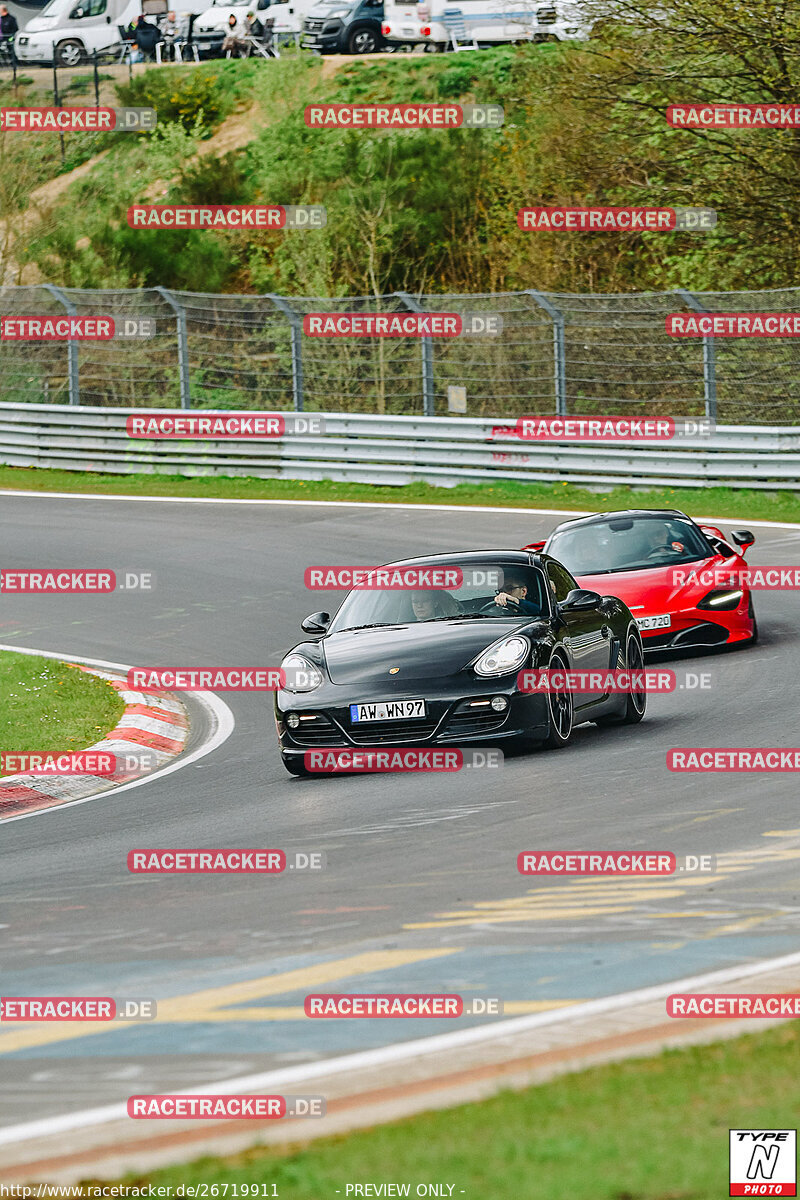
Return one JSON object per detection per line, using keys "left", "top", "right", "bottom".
{"left": 192, "top": 0, "right": 314, "bottom": 51}
{"left": 381, "top": 0, "right": 587, "bottom": 49}
{"left": 14, "top": 0, "right": 204, "bottom": 63}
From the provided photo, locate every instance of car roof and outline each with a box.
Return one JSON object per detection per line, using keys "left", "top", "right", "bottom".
{"left": 548, "top": 509, "right": 692, "bottom": 535}
{"left": 383, "top": 549, "right": 536, "bottom": 568}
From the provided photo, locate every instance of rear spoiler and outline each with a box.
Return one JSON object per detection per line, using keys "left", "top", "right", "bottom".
{"left": 522, "top": 540, "right": 546, "bottom": 552}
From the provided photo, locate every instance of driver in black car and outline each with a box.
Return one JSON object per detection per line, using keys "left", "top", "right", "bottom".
{"left": 490, "top": 573, "right": 540, "bottom": 616}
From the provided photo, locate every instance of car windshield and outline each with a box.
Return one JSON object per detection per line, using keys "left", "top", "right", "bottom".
{"left": 38, "top": 0, "right": 74, "bottom": 15}
{"left": 328, "top": 561, "right": 548, "bottom": 632}
{"left": 548, "top": 516, "right": 713, "bottom": 575}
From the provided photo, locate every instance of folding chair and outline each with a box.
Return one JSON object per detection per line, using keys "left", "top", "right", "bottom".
{"left": 442, "top": 7, "right": 479, "bottom": 49}
{"left": 245, "top": 17, "right": 278, "bottom": 57}
{"left": 0, "top": 37, "right": 16, "bottom": 67}
{"left": 175, "top": 12, "right": 200, "bottom": 59}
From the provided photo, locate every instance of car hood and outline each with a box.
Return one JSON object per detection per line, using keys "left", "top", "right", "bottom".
{"left": 322, "top": 619, "right": 541, "bottom": 685}
{"left": 575, "top": 554, "right": 736, "bottom": 612}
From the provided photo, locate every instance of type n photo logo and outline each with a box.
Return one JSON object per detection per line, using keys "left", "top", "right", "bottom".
{"left": 730, "top": 1130, "right": 796, "bottom": 1196}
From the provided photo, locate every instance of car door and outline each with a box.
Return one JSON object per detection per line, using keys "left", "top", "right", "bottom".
{"left": 546, "top": 559, "right": 611, "bottom": 705}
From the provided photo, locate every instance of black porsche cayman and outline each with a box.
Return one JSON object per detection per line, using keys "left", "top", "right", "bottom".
{"left": 275, "top": 550, "right": 646, "bottom": 775}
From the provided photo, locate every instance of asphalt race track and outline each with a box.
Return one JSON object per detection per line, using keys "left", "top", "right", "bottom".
{"left": 2, "top": 492, "right": 800, "bottom": 1132}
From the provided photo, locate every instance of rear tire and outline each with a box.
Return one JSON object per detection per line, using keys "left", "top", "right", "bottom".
{"left": 594, "top": 628, "right": 646, "bottom": 726}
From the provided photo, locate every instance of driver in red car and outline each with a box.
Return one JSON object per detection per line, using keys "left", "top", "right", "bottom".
{"left": 639, "top": 523, "right": 685, "bottom": 559}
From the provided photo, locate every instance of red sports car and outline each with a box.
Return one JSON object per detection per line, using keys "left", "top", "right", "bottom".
{"left": 524, "top": 509, "right": 757, "bottom": 652}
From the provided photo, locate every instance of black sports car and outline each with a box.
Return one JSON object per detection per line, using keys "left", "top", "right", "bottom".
{"left": 275, "top": 550, "right": 646, "bottom": 775}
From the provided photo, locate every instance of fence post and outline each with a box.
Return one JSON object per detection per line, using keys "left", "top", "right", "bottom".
{"left": 525, "top": 290, "right": 566, "bottom": 416}
{"left": 395, "top": 292, "right": 434, "bottom": 417}
{"left": 42, "top": 284, "right": 78, "bottom": 405}
{"left": 674, "top": 288, "right": 717, "bottom": 423}
{"left": 266, "top": 294, "right": 304, "bottom": 412}
{"left": 154, "top": 286, "right": 191, "bottom": 409}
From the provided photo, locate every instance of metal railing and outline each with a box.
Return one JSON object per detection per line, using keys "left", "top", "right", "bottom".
{"left": 1, "top": 403, "right": 799, "bottom": 489}
{"left": 2, "top": 285, "right": 799, "bottom": 423}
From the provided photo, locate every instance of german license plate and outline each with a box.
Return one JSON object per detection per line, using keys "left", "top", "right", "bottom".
{"left": 635, "top": 613, "right": 671, "bottom": 630}
{"left": 350, "top": 699, "right": 426, "bottom": 722}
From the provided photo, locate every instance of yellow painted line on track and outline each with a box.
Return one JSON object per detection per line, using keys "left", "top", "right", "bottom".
{"left": 0, "top": 948, "right": 459, "bottom": 1055}
{"left": 404, "top": 839, "right": 800, "bottom": 931}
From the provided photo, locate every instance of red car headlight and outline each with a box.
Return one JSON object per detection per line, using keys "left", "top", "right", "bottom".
{"left": 697, "top": 588, "right": 744, "bottom": 611}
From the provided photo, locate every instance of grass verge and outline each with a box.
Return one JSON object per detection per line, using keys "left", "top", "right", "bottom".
{"left": 109, "top": 1022, "right": 800, "bottom": 1199}
{"left": 1, "top": 465, "right": 799, "bottom": 524}
{"left": 0, "top": 651, "right": 124, "bottom": 778}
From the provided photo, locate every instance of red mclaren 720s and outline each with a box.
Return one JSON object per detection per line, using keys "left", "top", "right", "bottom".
{"left": 525, "top": 509, "right": 757, "bottom": 653}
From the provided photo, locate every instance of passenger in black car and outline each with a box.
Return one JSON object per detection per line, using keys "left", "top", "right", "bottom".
{"left": 410, "top": 590, "right": 460, "bottom": 621}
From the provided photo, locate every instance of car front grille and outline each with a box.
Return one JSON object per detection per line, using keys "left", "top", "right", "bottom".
{"left": 304, "top": 18, "right": 324, "bottom": 29}
{"left": 643, "top": 622, "right": 729, "bottom": 649}
{"left": 346, "top": 716, "right": 440, "bottom": 744}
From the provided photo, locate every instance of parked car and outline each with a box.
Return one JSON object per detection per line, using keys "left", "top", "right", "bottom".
{"left": 301, "top": 0, "right": 383, "bottom": 53}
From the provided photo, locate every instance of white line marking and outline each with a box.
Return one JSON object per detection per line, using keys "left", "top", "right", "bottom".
{"left": 0, "top": 643, "right": 234, "bottom": 825}
{"left": 0, "top": 489, "right": 798, "bottom": 530}
{"left": 1, "top": 945, "right": 799, "bottom": 1147}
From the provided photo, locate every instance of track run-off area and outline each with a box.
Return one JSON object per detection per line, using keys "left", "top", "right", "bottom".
{"left": 1, "top": 491, "right": 800, "bottom": 1144}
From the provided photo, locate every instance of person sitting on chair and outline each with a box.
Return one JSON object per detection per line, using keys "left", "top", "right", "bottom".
{"left": 222, "top": 12, "right": 249, "bottom": 55}
{"left": 131, "top": 14, "right": 164, "bottom": 61}
{"left": 245, "top": 10, "right": 264, "bottom": 37}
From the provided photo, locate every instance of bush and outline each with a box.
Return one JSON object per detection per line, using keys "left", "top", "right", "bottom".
{"left": 115, "top": 66, "right": 235, "bottom": 133}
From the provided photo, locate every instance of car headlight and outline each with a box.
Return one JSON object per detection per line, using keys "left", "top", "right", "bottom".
{"left": 281, "top": 653, "right": 324, "bottom": 692}
{"left": 697, "top": 589, "right": 744, "bottom": 611}
{"left": 473, "top": 635, "right": 530, "bottom": 677}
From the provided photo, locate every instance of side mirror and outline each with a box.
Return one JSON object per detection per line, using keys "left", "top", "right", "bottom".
{"left": 70, "top": 6, "right": 84, "bottom": 16}
{"left": 301, "top": 611, "right": 330, "bottom": 634}
{"left": 731, "top": 529, "right": 755, "bottom": 549}
{"left": 560, "top": 588, "right": 602, "bottom": 612}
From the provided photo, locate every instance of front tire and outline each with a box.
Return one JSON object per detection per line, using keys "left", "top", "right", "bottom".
{"left": 541, "top": 651, "right": 574, "bottom": 749}
{"left": 55, "top": 39, "right": 86, "bottom": 66}
{"left": 745, "top": 595, "right": 758, "bottom": 645}
{"left": 348, "top": 26, "right": 379, "bottom": 52}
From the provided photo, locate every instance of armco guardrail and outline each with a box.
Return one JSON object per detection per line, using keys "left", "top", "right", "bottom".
{"left": 1, "top": 403, "right": 799, "bottom": 489}
{"left": 2, "top": 285, "right": 800, "bottom": 423}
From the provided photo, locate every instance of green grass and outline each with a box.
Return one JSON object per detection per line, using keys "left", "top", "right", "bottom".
{"left": 0, "top": 651, "right": 124, "bottom": 777}
{"left": 107, "top": 1022, "right": 800, "bottom": 1199}
{"left": 0, "top": 465, "right": 798, "bottom": 524}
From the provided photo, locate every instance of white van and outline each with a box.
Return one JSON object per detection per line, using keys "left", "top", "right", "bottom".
{"left": 381, "top": 0, "right": 587, "bottom": 49}
{"left": 193, "top": 0, "right": 314, "bottom": 49}
{"left": 15, "top": 0, "right": 204, "bottom": 64}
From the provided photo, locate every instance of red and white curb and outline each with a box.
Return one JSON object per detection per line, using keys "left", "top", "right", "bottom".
{"left": 0, "top": 663, "right": 189, "bottom": 820}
